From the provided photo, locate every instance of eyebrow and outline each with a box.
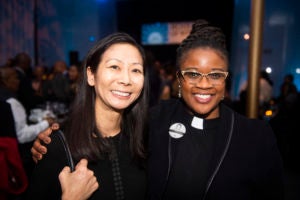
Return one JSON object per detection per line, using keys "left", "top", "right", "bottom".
{"left": 183, "top": 67, "right": 227, "bottom": 72}
{"left": 106, "top": 58, "right": 143, "bottom": 67}
{"left": 105, "top": 58, "right": 122, "bottom": 64}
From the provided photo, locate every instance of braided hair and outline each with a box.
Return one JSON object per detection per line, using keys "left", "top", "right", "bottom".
{"left": 176, "top": 19, "right": 229, "bottom": 69}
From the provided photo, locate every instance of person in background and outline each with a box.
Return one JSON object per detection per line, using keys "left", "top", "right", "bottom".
{"left": 258, "top": 70, "right": 273, "bottom": 116}
{"left": 159, "top": 60, "right": 177, "bottom": 100}
{"left": 31, "top": 20, "right": 284, "bottom": 200}
{"left": 238, "top": 70, "right": 273, "bottom": 118}
{"left": 277, "top": 73, "right": 298, "bottom": 110}
{"left": 3, "top": 57, "right": 14, "bottom": 68}
{"left": 31, "top": 65, "right": 48, "bottom": 106}
{"left": 13, "top": 52, "right": 36, "bottom": 114}
{"left": 270, "top": 73, "right": 300, "bottom": 170}
{"left": 0, "top": 66, "right": 54, "bottom": 144}
{"left": 0, "top": 100, "right": 28, "bottom": 199}
{"left": 0, "top": 66, "right": 54, "bottom": 191}
{"left": 26, "top": 32, "right": 149, "bottom": 200}
{"left": 68, "top": 62, "right": 81, "bottom": 103}
{"left": 46, "top": 60, "right": 71, "bottom": 104}
{"left": 145, "top": 49, "right": 162, "bottom": 107}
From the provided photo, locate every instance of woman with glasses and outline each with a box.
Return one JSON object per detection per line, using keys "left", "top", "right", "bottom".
{"left": 31, "top": 20, "right": 284, "bottom": 200}
{"left": 147, "top": 19, "right": 284, "bottom": 199}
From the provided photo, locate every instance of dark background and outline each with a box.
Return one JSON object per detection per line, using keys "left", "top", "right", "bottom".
{"left": 116, "top": 0, "right": 235, "bottom": 62}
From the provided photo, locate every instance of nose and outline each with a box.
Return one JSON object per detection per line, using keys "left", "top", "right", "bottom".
{"left": 195, "top": 75, "right": 212, "bottom": 87}
{"left": 118, "top": 70, "right": 131, "bottom": 85}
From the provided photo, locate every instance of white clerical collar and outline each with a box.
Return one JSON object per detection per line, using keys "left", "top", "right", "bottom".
{"left": 191, "top": 116, "right": 204, "bottom": 130}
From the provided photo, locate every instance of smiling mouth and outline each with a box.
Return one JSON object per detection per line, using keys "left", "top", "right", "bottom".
{"left": 195, "top": 94, "right": 211, "bottom": 99}
{"left": 112, "top": 90, "right": 131, "bottom": 97}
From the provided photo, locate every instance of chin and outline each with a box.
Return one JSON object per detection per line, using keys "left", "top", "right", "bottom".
{"left": 194, "top": 105, "right": 219, "bottom": 118}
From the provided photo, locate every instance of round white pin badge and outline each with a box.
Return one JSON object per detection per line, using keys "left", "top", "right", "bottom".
{"left": 169, "top": 123, "right": 186, "bottom": 139}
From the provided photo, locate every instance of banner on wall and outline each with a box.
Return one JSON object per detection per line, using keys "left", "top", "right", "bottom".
{"left": 141, "top": 21, "right": 193, "bottom": 45}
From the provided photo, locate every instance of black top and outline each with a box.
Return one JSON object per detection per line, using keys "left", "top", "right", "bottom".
{"left": 0, "top": 100, "right": 16, "bottom": 137}
{"left": 164, "top": 102, "right": 220, "bottom": 199}
{"left": 148, "top": 99, "right": 284, "bottom": 200}
{"left": 26, "top": 131, "right": 147, "bottom": 200}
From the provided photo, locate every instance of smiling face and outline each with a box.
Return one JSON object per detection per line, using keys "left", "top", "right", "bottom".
{"left": 87, "top": 43, "right": 144, "bottom": 112}
{"left": 178, "top": 48, "right": 228, "bottom": 119}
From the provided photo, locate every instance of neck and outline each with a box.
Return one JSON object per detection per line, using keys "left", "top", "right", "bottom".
{"left": 95, "top": 103, "right": 122, "bottom": 137}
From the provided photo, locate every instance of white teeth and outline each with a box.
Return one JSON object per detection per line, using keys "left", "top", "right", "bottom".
{"left": 196, "top": 94, "right": 210, "bottom": 99}
{"left": 112, "top": 90, "right": 130, "bottom": 97}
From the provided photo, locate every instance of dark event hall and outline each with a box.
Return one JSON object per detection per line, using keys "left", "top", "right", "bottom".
{"left": 1, "top": 0, "right": 300, "bottom": 199}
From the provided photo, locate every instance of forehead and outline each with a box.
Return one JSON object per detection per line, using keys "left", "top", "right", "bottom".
{"left": 186, "top": 48, "right": 224, "bottom": 59}
{"left": 182, "top": 48, "right": 227, "bottom": 68}
{"left": 103, "top": 43, "right": 143, "bottom": 64}
{"left": 69, "top": 66, "right": 78, "bottom": 71}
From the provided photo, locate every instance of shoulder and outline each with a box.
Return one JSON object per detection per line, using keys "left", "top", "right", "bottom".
{"left": 221, "top": 103, "right": 274, "bottom": 135}
{"left": 150, "top": 99, "right": 180, "bottom": 116}
{"left": 32, "top": 130, "right": 71, "bottom": 180}
{"left": 37, "top": 130, "right": 69, "bottom": 164}
{"left": 26, "top": 130, "right": 65, "bottom": 199}
{"left": 228, "top": 108, "right": 275, "bottom": 143}
{"left": 6, "top": 98, "right": 26, "bottom": 115}
{"left": 148, "top": 99, "right": 184, "bottom": 134}
{"left": 234, "top": 110, "right": 271, "bottom": 130}
{"left": 6, "top": 97, "right": 22, "bottom": 107}
{"left": 48, "top": 130, "right": 67, "bottom": 150}
{"left": 0, "top": 100, "right": 12, "bottom": 115}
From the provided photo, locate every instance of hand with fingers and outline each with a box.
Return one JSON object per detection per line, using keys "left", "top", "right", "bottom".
{"left": 60, "top": 159, "right": 99, "bottom": 200}
{"left": 31, "top": 123, "right": 59, "bottom": 163}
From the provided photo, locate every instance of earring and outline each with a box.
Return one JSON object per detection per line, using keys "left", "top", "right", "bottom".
{"left": 178, "top": 84, "right": 182, "bottom": 98}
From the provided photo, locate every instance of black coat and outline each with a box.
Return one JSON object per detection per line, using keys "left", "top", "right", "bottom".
{"left": 148, "top": 99, "right": 284, "bottom": 200}
{"left": 26, "top": 131, "right": 147, "bottom": 200}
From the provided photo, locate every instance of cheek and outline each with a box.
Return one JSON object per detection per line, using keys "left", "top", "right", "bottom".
{"left": 217, "top": 85, "right": 226, "bottom": 95}
{"left": 132, "top": 76, "right": 144, "bottom": 89}
{"left": 92, "top": 71, "right": 112, "bottom": 86}
{"left": 181, "top": 82, "right": 191, "bottom": 92}
{"left": 136, "top": 82, "right": 144, "bottom": 95}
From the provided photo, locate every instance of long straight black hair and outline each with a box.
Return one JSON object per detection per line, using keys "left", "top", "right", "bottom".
{"left": 64, "top": 32, "right": 149, "bottom": 162}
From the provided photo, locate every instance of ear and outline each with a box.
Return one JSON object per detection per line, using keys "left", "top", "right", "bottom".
{"left": 87, "top": 67, "right": 95, "bottom": 86}
{"left": 176, "top": 71, "right": 182, "bottom": 84}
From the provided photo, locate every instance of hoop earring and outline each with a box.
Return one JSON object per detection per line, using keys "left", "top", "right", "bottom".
{"left": 178, "top": 84, "right": 182, "bottom": 98}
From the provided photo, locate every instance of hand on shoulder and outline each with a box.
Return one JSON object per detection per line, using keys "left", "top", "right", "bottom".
{"left": 31, "top": 123, "right": 59, "bottom": 163}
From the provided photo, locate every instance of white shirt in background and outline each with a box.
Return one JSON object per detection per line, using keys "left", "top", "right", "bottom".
{"left": 6, "top": 97, "right": 49, "bottom": 143}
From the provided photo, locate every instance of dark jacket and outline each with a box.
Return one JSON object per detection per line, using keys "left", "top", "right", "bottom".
{"left": 26, "top": 131, "right": 147, "bottom": 200}
{"left": 148, "top": 99, "right": 284, "bottom": 200}
{"left": 0, "top": 101, "right": 28, "bottom": 199}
